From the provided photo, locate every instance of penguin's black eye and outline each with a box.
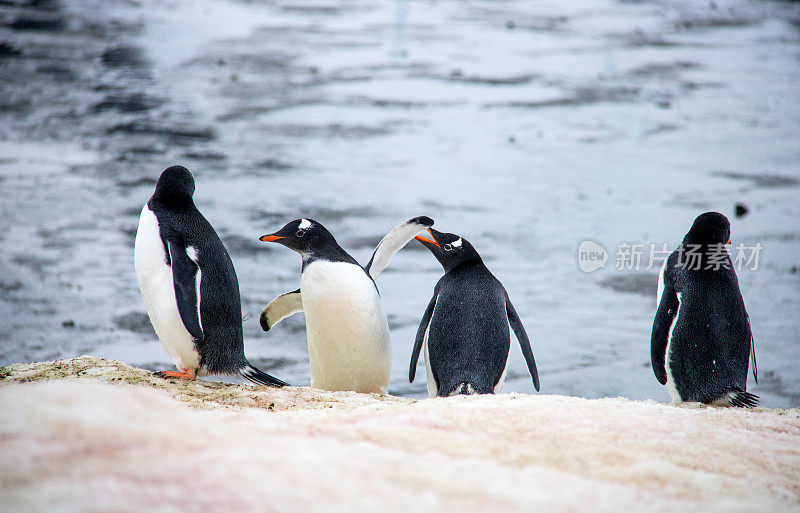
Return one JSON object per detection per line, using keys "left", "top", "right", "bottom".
{"left": 443, "top": 244, "right": 453, "bottom": 251}
{"left": 296, "top": 230, "right": 305, "bottom": 238}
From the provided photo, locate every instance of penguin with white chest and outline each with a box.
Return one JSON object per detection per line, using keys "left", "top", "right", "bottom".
{"left": 258, "top": 216, "right": 434, "bottom": 394}
{"left": 410, "top": 228, "right": 540, "bottom": 397}
{"left": 134, "top": 165, "right": 287, "bottom": 386}
{"left": 651, "top": 212, "right": 757, "bottom": 407}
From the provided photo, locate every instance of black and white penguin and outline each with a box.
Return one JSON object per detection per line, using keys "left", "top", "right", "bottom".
{"left": 651, "top": 212, "right": 758, "bottom": 407}
{"left": 258, "top": 216, "right": 434, "bottom": 394}
{"left": 410, "top": 228, "right": 540, "bottom": 397}
{"left": 134, "top": 165, "right": 287, "bottom": 387}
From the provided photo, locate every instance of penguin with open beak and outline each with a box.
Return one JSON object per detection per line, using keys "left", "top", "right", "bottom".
{"left": 259, "top": 216, "right": 433, "bottom": 394}
{"left": 411, "top": 228, "right": 540, "bottom": 397}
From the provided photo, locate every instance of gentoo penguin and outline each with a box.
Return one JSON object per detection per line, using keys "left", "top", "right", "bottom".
{"left": 258, "top": 216, "right": 434, "bottom": 394}
{"left": 410, "top": 228, "right": 540, "bottom": 397}
{"left": 134, "top": 165, "right": 287, "bottom": 387}
{"left": 651, "top": 212, "right": 758, "bottom": 407}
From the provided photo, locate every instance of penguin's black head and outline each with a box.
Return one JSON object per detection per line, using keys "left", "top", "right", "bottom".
{"left": 415, "top": 228, "right": 481, "bottom": 271}
{"left": 259, "top": 218, "right": 336, "bottom": 256}
{"left": 684, "top": 212, "right": 731, "bottom": 245}
{"left": 153, "top": 165, "right": 195, "bottom": 205}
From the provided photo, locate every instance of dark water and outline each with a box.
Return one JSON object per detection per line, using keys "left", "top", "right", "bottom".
{"left": 1, "top": 0, "right": 798, "bottom": 406}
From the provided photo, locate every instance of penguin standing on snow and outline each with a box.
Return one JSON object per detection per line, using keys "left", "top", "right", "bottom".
{"left": 410, "top": 228, "right": 540, "bottom": 397}
{"left": 651, "top": 212, "right": 758, "bottom": 407}
{"left": 258, "top": 216, "right": 433, "bottom": 394}
{"left": 134, "top": 165, "right": 287, "bottom": 387}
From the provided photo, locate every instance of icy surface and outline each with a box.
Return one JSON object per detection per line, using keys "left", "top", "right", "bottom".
{"left": 1, "top": 357, "right": 799, "bottom": 512}
{"left": 0, "top": 0, "right": 798, "bottom": 406}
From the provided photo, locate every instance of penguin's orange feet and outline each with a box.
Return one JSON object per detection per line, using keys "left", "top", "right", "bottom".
{"left": 154, "top": 368, "right": 196, "bottom": 380}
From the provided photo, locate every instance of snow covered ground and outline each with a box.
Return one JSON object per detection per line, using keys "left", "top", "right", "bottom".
{"left": 1, "top": 357, "right": 799, "bottom": 512}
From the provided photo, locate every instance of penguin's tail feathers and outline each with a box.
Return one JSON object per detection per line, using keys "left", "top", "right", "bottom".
{"left": 727, "top": 388, "right": 759, "bottom": 408}
{"left": 240, "top": 364, "right": 289, "bottom": 388}
{"left": 447, "top": 382, "right": 478, "bottom": 397}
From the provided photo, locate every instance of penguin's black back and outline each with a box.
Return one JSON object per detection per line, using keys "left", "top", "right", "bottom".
{"left": 665, "top": 249, "right": 751, "bottom": 402}
{"left": 149, "top": 186, "right": 246, "bottom": 374}
{"left": 427, "top": 262, "right": 510, "bottom": 396}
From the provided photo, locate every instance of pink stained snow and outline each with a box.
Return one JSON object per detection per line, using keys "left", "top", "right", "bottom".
{"left": 1, "top": 358, "right": 798, "bottom": 513}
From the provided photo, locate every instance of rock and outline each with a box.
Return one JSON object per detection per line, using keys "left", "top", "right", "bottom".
{"left": 1, "top": 357, "right": 798, "bottom": 512}
{"left": 112, "top": 311, "right": 154, "bottom": 335}
{"left": 600, "top": 272, "right": 658, "bottom": 297}
{"left": 100, "top": 45, "right": 147, "bottom": 67}
{"left": 0, "top": 42, "right": 22, "bottom": 57}
{"left": 8, "top": 16, "right": 65, "bottom": 31}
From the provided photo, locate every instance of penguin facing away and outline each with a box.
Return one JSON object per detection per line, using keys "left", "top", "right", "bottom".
{"left": 411, "top": 228, "right": 540, "bottom": 397}
{"left": 651, "top": 212, "right": 758, "bottom": 407}
{"left": 134, "top": 165, "right": 287, "bottom": 387}
{"left": 258, "top": 216, "right": 434, "bottom": 394}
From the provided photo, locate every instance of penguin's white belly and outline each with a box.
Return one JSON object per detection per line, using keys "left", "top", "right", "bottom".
{"left": 300, "top": 261, "right": 391, "bottom": 394}
{"left": 421, "top": 299, "right": 438, "bottom": 398}
{"left": 664, "top": 292, "right": 683, "bottom": 403}
{"left": 134, "top": 206, "right": 201, "bottom": 373}
{"left": 493, "top": 325, "right": 511, "bottom": 394}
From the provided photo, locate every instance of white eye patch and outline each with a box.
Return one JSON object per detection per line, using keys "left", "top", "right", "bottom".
{"left": 451, "top": 237, "right": 462, "bottom": 248}
{"left": 298, "top": 219, "right": 312, "bottom": 230}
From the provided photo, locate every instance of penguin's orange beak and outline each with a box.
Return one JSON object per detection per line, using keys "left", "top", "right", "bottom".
{"left": 415, "top": 229, "right": 440, "bottom": 247}
{"left": 727, "top": 238, "right": 731, "bottom": 245}
{"left": 259, "top": 235, "right": 284, "bottom": 242}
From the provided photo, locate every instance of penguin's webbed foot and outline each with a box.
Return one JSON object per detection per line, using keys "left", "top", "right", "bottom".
{"left": 154, "top": 368, "right": 197, "bottom": 380}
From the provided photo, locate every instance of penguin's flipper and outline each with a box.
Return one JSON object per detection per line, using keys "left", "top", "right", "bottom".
{"left": 506, "top": 298, "right": 540, "bottom": 392}
{"left": 167, "top": 241, "right": 204, "bottom": 341}
{"left": 747, "top": 313, "right": 758, "bottom": 384}
{"left": 651, "top": 260, "right": 679, "bottom": 385}
{"left": 410, "top": 291, "right": 437, "bottom": 383}
{"left": 365, "top": 216, "right": 433, "bottom": 280}
{"left": 260, "top": 289, "right": 303, "bottom": 332}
